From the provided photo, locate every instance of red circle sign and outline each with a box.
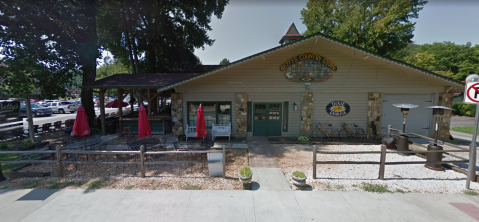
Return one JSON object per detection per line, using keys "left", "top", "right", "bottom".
{"left": 467, "top": 83, "right": 479, "bottom": 103}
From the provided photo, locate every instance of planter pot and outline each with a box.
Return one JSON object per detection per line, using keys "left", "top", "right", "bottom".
{"left": 291, "top": 175, "right": 307, "bottom": 187}
{"left": 239, "top": 172, "right": 253, "bottom": 184}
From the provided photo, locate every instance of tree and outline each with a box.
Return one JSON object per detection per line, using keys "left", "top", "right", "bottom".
{"left": 0, "top": 0, "right": 99, "bottom": 125}
{"left": 219, "top": 58, "right": 230, "bottom": 65}
{"left": 301, "top": 0, "right": 427, "bottom": 57}
{"left": 97, "top": 0, "right": 229, "bottom": 73}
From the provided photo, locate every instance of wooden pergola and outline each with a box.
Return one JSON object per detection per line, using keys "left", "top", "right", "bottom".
{"left": 82, "top": 73, "right": 200, "bottom": 135}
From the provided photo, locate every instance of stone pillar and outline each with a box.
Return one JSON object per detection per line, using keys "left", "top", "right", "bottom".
{"left": 367, "top": 93, "right": 382, "bottom": 139}
{"left": 235, "top": 93, "right": 248, "bottom": 138}
{"left": 300, "top": 92, "right": 313, "bottom": 136}
{"left": 438, "top": 92, "right": 453, "bottom": 141}
{"left": 171, "top": 93, "right": 184, "bottom": 137}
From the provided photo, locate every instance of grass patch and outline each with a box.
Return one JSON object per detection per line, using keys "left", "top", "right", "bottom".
{"left": 352, "top": 184, "right": 358, "bottom": 187}
{"left": 86, "top": 179, "right": 105, "bottom": 189}
{"left": 336, "top": 185, "right": 345, "bottom": 191}
{"left": 20, "top": 180, "right": 40, "bottom": 188}
{"left": 184, "top": 184, "right": 201, "bottom": 190}
{"left": 125, "top": 185, "right": 134, "bottom": 190}
{"left": 0, "top": 154, "right": 22, "bottom": 172}
{"left": 361, "top": 182, "right": 391, "bottom": 193}
{"left": 451, "top": 126, "right": 478, "bottom": 135}
{"left": 292, "top": 171, "right": 306, "bottom": 178}
{"left": 240, "top": 166, "right": 251, "bottom": 177}
{"left": 395, "top": 189, "right": 406, "bottom": 194}
{"left": 464, "top": 190, "right": 479, "bottom": 196}
{"left": 276, "top": 158, "right": 280, "bottom": 162}
{"left": 325, "top": 182, "right": 331, "bottom": 190}
{"left": 48, "top": 181, "right": 75, "bottom": 189}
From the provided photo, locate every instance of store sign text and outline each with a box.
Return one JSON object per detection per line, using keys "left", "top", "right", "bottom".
{"left": 325, "top": 101, "right": 350, "bottom": 117}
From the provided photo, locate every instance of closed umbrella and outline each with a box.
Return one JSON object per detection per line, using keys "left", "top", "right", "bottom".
{"left": 105, "top": 99, "right": 129, "bottom": 108}
{"left": 196, "top": 104, "right": 207, "bottom": 145}
{"left": 70, "top": 106, "right": 90, "bottom": 149}
{"left": 138, "top": 105, "right": 151, "bottom": 149}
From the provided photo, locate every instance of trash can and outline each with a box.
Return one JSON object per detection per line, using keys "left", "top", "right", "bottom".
{"left": 425, "top": 143, "right": 443, "bottom": 171}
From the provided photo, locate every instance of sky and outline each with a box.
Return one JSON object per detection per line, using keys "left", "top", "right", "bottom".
{"left": 194, "top": 0, "right": 479, "bottom": 65}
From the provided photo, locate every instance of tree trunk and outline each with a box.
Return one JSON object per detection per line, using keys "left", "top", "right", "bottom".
{"left": 80, "top": 0, "right": 98, "bottom": 126}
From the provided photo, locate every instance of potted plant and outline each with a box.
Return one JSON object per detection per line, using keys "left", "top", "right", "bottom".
{"left": 178, "top": 134, "right": 186, "bottom": 141}
{"left": 291, "top": 171, "right": 307, "bottom": 187}
{"left": 239, "top": 166, "right": 253, "bottom": 187}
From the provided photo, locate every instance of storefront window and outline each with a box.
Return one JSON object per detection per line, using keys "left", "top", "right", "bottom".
{"left": 188, "top": 102, "right": 231, "bottom": 128}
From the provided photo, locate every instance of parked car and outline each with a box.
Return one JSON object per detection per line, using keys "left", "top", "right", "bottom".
{"left": 44, "top": 101, "right": 78, "bottom": 114}
{"left": 74, "top": 100, "right": 82, "bottom": 106}
{"left": 20, "top": 103, "right": 53, "bottom": 117}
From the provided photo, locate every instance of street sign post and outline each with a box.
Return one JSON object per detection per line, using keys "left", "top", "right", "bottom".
{"left": 465, "top": 76, "right": 479, "bottom": 189}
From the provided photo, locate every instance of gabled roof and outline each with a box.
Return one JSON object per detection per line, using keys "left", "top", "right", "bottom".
{"left": 82, "top": 73, "right": 200, "bottom": 88}
{"left": 279, "top": 23, "right": 304, "bottom": 44}
{"left": 158, "top": 30, "right": 464, "bottom": 92}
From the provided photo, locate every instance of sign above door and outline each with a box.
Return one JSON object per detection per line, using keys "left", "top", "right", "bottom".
{"left": 279, "top": 52, "right": 338, "bottom": 84}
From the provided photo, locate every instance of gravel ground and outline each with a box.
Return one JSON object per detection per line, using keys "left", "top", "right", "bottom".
{"left": 271, "top": 144, "right": 479, "bottom": 193}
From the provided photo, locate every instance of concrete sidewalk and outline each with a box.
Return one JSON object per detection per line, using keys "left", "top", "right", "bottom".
{"left": 1, "top": 188, "right": 479, "bottom": 222}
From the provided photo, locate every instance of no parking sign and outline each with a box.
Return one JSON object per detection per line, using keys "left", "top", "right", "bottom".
{"left": 464, "top": 82, "right": 479, "bottom": 104}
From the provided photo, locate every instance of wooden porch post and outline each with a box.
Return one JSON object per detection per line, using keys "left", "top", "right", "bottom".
{"left": 117, "top": 88, "right": 123, "bottom": 133}
{"left": 147, "top": 88, "right": 152, "bottom": 118}
{"left": 100, "top": 88, "right": 106, "bottom": 135}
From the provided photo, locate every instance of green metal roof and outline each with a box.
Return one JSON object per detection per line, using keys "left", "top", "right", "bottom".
{"left": 157, "top": 32, "right": 465, "bottom": 91}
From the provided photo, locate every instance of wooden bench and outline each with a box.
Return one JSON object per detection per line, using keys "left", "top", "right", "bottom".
{"left": 184, "top": 124, "right": 205, "bottom": 141}
{"left": 212, "top": 123, "right": 231, "bottom": 142}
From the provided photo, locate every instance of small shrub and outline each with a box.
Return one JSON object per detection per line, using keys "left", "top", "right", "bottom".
{"left": 298, "top": 136, "right": 309, "bottom": 142}
{"left": 361, "top": 182, "right": 391, "bottom": 193}
{"left": 464, "top": 190, "right": 479, "bottom": 196}
{"left": 184, "top": 184, "right": 202, "bottom": 190}
{"left": 22, "top": 138, "right": 35, "bottom": 148}
{"left": 125, "top": 185, "right": 134, "bottom": 190}
{"left": 240, "top": 166, "right": 251, "bottom": 177}
{"left": 292, "top": 171, "right": 306, "bottom": 178}
{"left": 453, "top": 102, "right": 476, "bottom": 117}
{"left": 90, "top": 128, "right": 101, "bottom": 135}
{"left": 346, "top": 136, "right": 354, "bottom": 140}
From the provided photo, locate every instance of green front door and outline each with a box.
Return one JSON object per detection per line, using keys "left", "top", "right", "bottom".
{"left": 253, "top": 103, "right": 282, "bottom": 136}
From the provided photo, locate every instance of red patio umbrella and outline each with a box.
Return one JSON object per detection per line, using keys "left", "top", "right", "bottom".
{"left": 138, "top": 106, "right": 151, "bottom": 148}
{"left": 196, "top": 104, "right": 207, "bottom": 144}
{"left": 105, "top": 99, "right": 129, "bottom": 108}
{"left": 70, "top": 106, "right": 90, "bottom": 149}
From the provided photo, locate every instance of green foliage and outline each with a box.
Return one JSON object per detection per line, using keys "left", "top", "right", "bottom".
{"left": 361, "top": 182, "right": 391, "bottom": 193}
{"left": 219, "top": 58, "right": 230, "bottom": 65}
{"left": 292, "top": 171, "right": 306, "bottom": 178}
{"left": 453, "top": 102, "right": 476, "bottom": 116}
{"left": 125, "top": 185, "right": 134, "bottom": 190}
{"left": 301, "top": 0, "right": 427, "bottom": 57}
{"left": 464, "top": 190, "right": 479, "bottom": 196}
{"left": 0, "top": 154, "right": 22, "bottom": 172}
{"left": 184, "top": 184, "right": 202, "bottom": 190}
{"left": 298, "top": 136, "right": 309, "bottom": 142}
{"left": 240, "top": 166, "right": 251, "bottom": 177}
{"left": 394, "top": 42, "right": 479, "bottom": 81}
{"left": 395, "top": 189, "right": 406, "bottom": 194}
{"left": 22, "top": 139, "right": 35, "bottom": 148}
{"left": 90, "top": 128, "right": 101, "bottom": 135}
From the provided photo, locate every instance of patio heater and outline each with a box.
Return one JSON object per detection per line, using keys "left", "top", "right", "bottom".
{"left": 424, "top": 106, "right": 454, "bottom": 171}
{"left": 392, "top": 104, "right": 418, "bottom": 154}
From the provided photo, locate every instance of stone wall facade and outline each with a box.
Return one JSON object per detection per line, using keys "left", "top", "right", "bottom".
{"left": 171, "top": 93, "right": 184, "bottom": 137}
{"left": 367, "top": 93, "right": 382, "bottom": 139}
{"left": 300, "top": 92, "right": 313, "bottom": 136}
{"left": 438, "top": 92, "right": 453, "bottom": 141}
{"left": 235, "top": 93, "right": 248, "bottom": 138}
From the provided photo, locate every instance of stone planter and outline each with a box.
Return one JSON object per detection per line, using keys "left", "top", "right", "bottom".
{"left": 291, "top": 175, "right": 307, "bottom": 187}
{"left": 239, "top": 172, "right": 253, "bottom": 184}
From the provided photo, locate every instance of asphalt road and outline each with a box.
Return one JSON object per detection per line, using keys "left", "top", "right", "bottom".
{"left": 21, "top": 108, "right": 120, "bottom": 130}
{"left": 451, "top": 115, "right": 476, "bottom": 128}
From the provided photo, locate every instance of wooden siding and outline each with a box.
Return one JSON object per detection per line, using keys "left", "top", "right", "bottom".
{"left": 176, "top": 38, "right": 459, "bottom": 137}
{"left": 313, "top": 93, "right": 368, "bottom": 134}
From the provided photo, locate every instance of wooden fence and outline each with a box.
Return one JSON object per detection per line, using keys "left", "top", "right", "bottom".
{"left": 0, "top": 145, "right": 227, "bottom": 179}
{"left": 312, "top": 144, "right": 469, "bottom": 180}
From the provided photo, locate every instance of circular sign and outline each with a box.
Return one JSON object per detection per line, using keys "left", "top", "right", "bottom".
{"left": 326, "top": 101, "right": 350, "bottom": 117}
{"left": 466, "top": 83, "right": 479, "bottom": 103}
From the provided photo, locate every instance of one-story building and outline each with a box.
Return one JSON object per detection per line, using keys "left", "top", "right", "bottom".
{"left": 86, "top": 23, "right": 464, "bottom": 141}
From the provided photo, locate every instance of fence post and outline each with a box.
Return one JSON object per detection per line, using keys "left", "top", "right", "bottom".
{"left": 313, "top": 145, "right": 317, "bottom": 179}
{"left": 140, "top": 145, "right": 145, "bottom": 178}
{"left": 222, "top": 145, "right": 226, "bottom": 179}
{"left": 379, "top": 144, "right": 386, "bottom": 180}
{"left": 388, "top": 125, "right": 392, "bottom": 134}
{"left": 56, "top": 144, "right": 64, "bottom": 177}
